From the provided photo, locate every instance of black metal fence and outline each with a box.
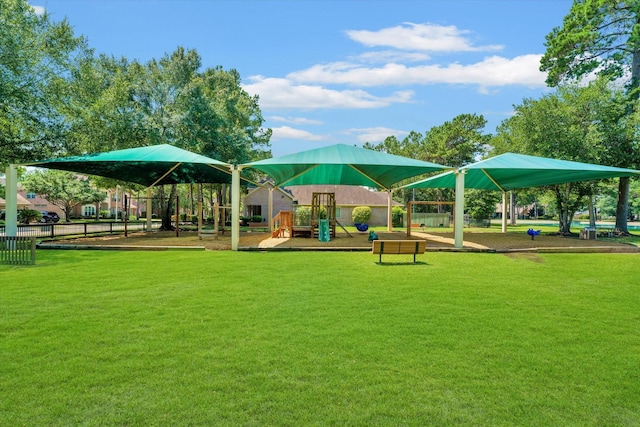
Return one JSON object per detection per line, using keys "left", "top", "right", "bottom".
{"left": 0, "top": 236, "right": 36, "bottom": 265}
{"left": 0, "top": 221, "right": 160, "bottom": 239}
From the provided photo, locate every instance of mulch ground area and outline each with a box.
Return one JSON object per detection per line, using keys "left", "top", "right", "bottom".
{"left": 38, "top": 229, "right": 639, "bottom": 253}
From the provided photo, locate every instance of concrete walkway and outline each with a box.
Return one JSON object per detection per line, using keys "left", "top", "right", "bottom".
{"left": 411, "top": 231, "right": 490, "bottom": 249}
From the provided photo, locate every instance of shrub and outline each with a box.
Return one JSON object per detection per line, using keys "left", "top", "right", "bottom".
{"left": 465, "top": 189, "right": 500, "bottom": 221}
{"left": 17, "top": 208, "right": 41, "bottom": 224}
{"left": 251, "top": 215, "right": 263, "bottom": 222}
{"left": 352, "top": 206, "right": 372, "bottom": 224}
{"left": 391, "top": 206, "right": 405, "bottom": 227}
{"left": 295, "top": 207, "right": 311, "bottom": 226}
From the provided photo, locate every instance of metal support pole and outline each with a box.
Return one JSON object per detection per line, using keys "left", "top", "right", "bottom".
{"left": 406, "top": 201, "right": 412, "bottom": 238}
{"left": 387, "top": 190, "right": 393, "bottom": 232}
{"left": 454, "top": 170, "right": 465, "bottom": 248}
{"left": 4, "top": 165, "right": 18, "bottom": 237}
{"left": 231, "top": 166, "right": 241, "bottom": 251}
{"left": 124, "top": 194, "right": 128, "bottom": 237}
{"left": 198, "top": 202, "right": 203, "bottom": 239}
{"left": 146, "top": 188, "right": 153, "bottom": 232}
{"left": 268, "top": 187, "right": 274, "bottom": 232}
{"left": 502, "top": 191, "right": 507, "bottom": 233}
{"left": 175, "top": 195, "right": 179, "bottom": 237}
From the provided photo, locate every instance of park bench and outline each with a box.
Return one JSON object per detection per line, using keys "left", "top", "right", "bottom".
{"left": 371, "top": 239, "right": 426, "bottom": 264}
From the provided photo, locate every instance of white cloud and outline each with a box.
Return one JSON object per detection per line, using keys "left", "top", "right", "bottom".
{"left": 344, "top": 127, "right": 409, "bottom": 144}
{"left": 243, "top": 22, "right": 545, "bottom": 114}
{"left": 287, "top": 54, "right": 547, "bottom": 89}
{"left": 270, "top": 126, "right": 325, "bottom": 141}
{"left": 268, "top": 116, "right": 323, "bottom": 125}
{"left": 30, "top": 4, "right": 45, "bottom": 15}
{"left": 242, "top": 76, "right": 415, "bottom": 110}
{"left": 345, "top": 22, "right": 503, "bottom": 53}
{"left": 354, "top": 50, "right": 431, "bottom": 64}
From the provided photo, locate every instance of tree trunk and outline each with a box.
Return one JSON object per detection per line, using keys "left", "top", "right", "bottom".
{"left": 159, "top": 185, "right": 177, "bottom": 231}
{"left": 615, "top": 177, "right": 630, "bottom": 234}
{"left": 509, "top": 191, "right": 516, "bottom": 225}
{"left": 615, "top": 44, "right": 640, "bottom": 234}
{"left": 189, "top": 183, "right": 194, "bottom": 217}
{"left": 555, "top": 186, "right": 572, "bottom": 234}
{"left": 588, "top": 195, "right": 596, "bottom": 228}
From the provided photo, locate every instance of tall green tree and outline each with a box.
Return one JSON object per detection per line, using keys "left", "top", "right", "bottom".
{"left": 540, "top": 0, "right": 640, "bottom": 233}
{"left": 61, "top": 47, "right": 272, "bottom": 229}
{"left": 493, "top": 81, "right": 630, "bottom": 233}
{"left": 421, "top": 113, "right": 489, "bottom": 167}
{"left": 129, "top": 48, "right": 270, "bottom": 229}
{"left": 365, "top": 113, "right": 489, "bottom": 211}
{"left": 20, "top": 169, "right": 105, "bottom": 221}
{"left": 366, "top": 114, "right": 489, "bottom": 167}
{"left": 0, "top": 0, "right": 88, "bottom": 166}
{"left": 61, "top": 54, "right": 147, "bottom": 154}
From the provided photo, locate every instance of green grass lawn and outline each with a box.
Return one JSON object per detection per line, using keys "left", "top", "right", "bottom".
{"left": 1, "top": 250, "right": 639, "bottom": 425}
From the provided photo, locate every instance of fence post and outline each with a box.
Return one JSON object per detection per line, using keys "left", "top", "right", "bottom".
{"left": 30, "top": 236, "right": 36, "bottom": 262}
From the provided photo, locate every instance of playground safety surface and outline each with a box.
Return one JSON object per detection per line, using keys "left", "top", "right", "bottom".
{"left": 38, "top": 230, "right": 639, "bottom": 253}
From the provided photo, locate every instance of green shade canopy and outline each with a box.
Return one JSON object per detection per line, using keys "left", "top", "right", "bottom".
{"left": 243, "top": 144, "right": 449, "bottom": 189}
{"left": 25, "top": 144, "right": 235, "bottom": 187}
{"left": 402, "top": 153, "right": 640, "bottom": 191}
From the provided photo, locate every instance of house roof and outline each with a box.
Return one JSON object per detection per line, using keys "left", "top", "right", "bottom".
{"left": 286, "top": 185, "right": 401, "bottom": 206}
{"left": 245, "top": 182, "right": 294, "bottom": 200}
{"left": 0, "top": 194, "right": 31, "bottom": 208}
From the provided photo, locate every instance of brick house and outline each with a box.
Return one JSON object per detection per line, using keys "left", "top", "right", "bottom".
{"left": 243, "top": 184, "right": 400, "bottom": 226}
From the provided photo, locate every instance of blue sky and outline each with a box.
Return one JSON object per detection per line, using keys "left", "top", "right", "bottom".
{"left": 35, "top": 0, "right": 574, "bottom": 156}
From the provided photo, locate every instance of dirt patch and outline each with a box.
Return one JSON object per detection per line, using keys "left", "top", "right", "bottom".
{"left": 503, "top": 252, "right": 545, "bottom": 263}
{"left": 426, "top": 231, "right": 637, "bottom": 250}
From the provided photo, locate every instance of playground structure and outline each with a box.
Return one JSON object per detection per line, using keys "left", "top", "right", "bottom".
{"left": 272, "top": 192, "right": 339, "bottom": 239}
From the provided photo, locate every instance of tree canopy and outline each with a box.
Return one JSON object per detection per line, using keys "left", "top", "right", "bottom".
{"left": 492, "top": 79, "right": 637, "bottom": 232}
{"left": 20, "top": 169, "right": 105, "bottom": 221}
{"left": 2, "top": 0, "right": 271, "bottom": 168}
{"left": 364, "top": 113, "right": 489, "bottom": 212}
{"left": 540, "top": 0, "right": 640, "bottom": 233}
{"left": 2, "top": 0, "right": 272, "bottom": 229}
{"left": 0, "top": 0, "right": 88, "bottom": 166}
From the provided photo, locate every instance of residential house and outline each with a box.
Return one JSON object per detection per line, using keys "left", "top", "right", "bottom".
{"left": 243, "top": 182, "right": 294, "bottom": 221}
{"left": 0, "top": 193, "right": 31, "bottom": 210}
{"left": 1, "top": 175, "right": 137, "bottom": 220}
{"left": 70, "top": 188, "right": 139, "bottom": 219}
{"left": 243, "top": 184, "right": 400, "bottom": 226}
{"left": 19, "top": 190, "right": 64, "bottom": 217}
